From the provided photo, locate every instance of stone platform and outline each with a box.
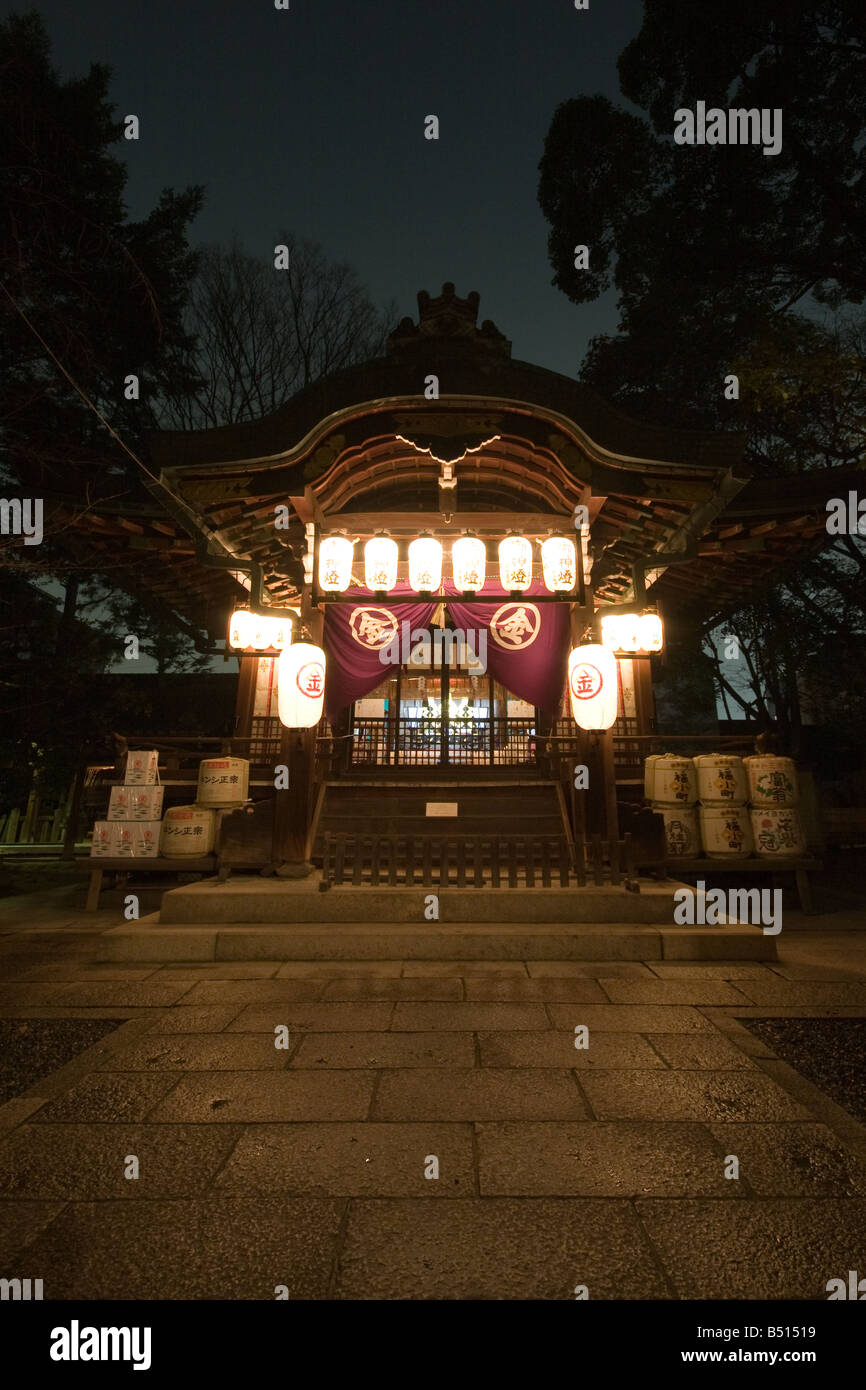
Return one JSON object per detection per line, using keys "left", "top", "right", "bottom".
{"left": 94, "top": 873, "right": 780, "bottom": 963}
{"left": 159, "top": 875, "right": 683, "bottom": 925}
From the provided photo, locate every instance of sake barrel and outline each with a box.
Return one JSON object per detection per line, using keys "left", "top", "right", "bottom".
{"left": 698, "top": 805, "right": 754, "bottom": 858}
{"left": 744, "top": 755, "right": 799, "bottom": 807}
{"left": 160, "top": 805, "right": 215, "bottom": 856}
{"left": 196, "top": 757, "right": 249, "bottom": 806}
{"left": 750, "top": 807, "right": 806, "bottom": 858}
{"left": 694, "top": 754, "right": 748, "bottom": 806}
{"left": 651, "top": 802, "right": 700, "bottom": 857}
{"left": 644, "top": 754, "right": 696, "bottom": 805}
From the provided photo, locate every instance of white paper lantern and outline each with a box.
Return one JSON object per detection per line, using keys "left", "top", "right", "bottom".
{"left": 568, "top": 644, "right": 618, "bottom": 730}
{"left": 452, "top": 536, "right": 487, "bottom": 593}
{"left": 601, "top": 612, "right": 641, "bottom": 653}
{"left": 499, "top": 535, "right": 533, "bottom": 592}
{"left": 278, "top": 643, "right": 326, "bottom": 728}
{"left": 364, "top": 536, "right": 399, "bottom": 593}
{"left": 638, "top": 611, "right": 664, "bottom": 652}
{"left": 228, "top": 609, "right": 291, "bottom": 651}
{"left": 318, "top": 536, "right": 354, "bottom": 593}
{"left": 541, "top": 536, "right": 577, "bottom": 592}
{"left": 601, "top": 610, "right": 663, "bottom": 654}
{"left": 408, "top": 536, "right": 442, "bottom": 592}
{"left": 228, "top": 609, "right": 253, "bottom": 649}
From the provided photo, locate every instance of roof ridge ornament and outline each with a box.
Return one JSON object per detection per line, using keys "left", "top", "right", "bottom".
{"left": 387, "top": 282, "right": 511, "bottom": 359}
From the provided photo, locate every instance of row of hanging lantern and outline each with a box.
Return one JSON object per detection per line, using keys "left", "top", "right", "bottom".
{"left": 600, "top": 610, "right": 664, "bottom": 654}
{"left": 318, "top": 533, "right": 578, "bottom": 595}
{"left": 227, "top": 609, "right": 293, "bottom": 652}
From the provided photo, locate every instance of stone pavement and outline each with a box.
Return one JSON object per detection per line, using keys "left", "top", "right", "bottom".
{"left": 1, "top": 885, "right": 865, "bottom": 1300}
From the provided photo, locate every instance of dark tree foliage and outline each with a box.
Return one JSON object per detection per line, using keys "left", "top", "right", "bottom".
{"left": 0, "top": 13, "right": 204, "bottom": 811}
{"left": 538, "top": 1, "right": 866, "bottom": 747}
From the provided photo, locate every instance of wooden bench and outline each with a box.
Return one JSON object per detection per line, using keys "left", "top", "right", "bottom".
{"left": 665, "top": 855, "right": 822, "bottom": 915}
{"left": 78, "top": 856, "right": 217, "bottom": 911}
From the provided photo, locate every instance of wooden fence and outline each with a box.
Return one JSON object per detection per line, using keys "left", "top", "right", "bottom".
{"left": 322, "top": 831, "right": 637, "bottom": 890}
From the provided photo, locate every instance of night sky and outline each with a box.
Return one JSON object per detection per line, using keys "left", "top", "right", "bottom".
{"left": 27, "top": 0, "right": 645, "bottom": 377}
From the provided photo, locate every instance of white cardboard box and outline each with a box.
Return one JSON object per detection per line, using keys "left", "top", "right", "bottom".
{"left": 90, "top": 822, "right": 118, "bottom": 857}
{"left": 108, "top": 786, "right": 164, "bottom": 821}
{"left": 124, "top": 750, "right": 160, "bottom": 785}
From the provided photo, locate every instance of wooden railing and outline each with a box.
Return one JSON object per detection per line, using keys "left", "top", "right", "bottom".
{"left": 322, "top": 831, "right": 636, "bottom": 889}
{"left": 348, "top": 716, "right": 537, "bottom": 767}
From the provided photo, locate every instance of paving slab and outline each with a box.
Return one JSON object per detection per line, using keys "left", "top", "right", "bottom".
{"left": 3, "top": 1198, "right": 342, "bottom": 1299}
{"left": 145, "top": 1006, "right": 245, "bottom": 1034}
{"left": 94, "top": 1034, "right": 292, "bottom": 1072}
{"left": 151, "top": 963, "right": 284, "bottom": 980}
{"left": 463, "top": 977, "right": 608, "bottom": 1001}
{"left": 545, "top": 1004, "right": 715, "bottom": 1033}
{"left": 597, "top": 979, "right": 752, "bottom": 1005}
{"left": 525, "top": 961, "right": 655, "bottom": 978}
{"left": 39, "top": 981, "right": 195, "bottom": 1008}
{"left": 728, "top": 980, "right": 866, "bottom": 1005}
{"left": 475, "top": 1121, "right": 739, "bottom": 1197}
{"left": 290, "top": 1032, "right": 476, "bottom": 1069}
{"left": 0, "top": 1123, "right": 243, "bottom": 1199}
{"left": 169, "top": 979, "right": 330, "bottom": 1004}
{"left": 769, "top": 963, "right": 866, "bottom": 981}
{"left": 319, "top": 978, "right": 463, "bottom": 1001}
{"left": 30, "top": 1073, "right": 182, "bottom": 1123}
{"left": 634, "top": 1198, "right": 866, "bottom": 1299}
{"left": 645, "top": 1033, "right": 757, "bottom": 1070}
{"left": 335, "top": 1198, "right": 671, "bottom": 1299}
{"left": 147, "top": 1071, "right": 375, "bottom": 1123}
{"left": 225, "top": 1003, "right": 394, "bottom": 1033}
{"left": 276, "top": 961, "right": 404, "bottom": 977}
{"left": 214, "top": 1123, "right": 475, "bottom": 1197}
{"left": 477, "top": 1030, "right": 665, "bottom": 1069}
{"left": 372, "top": 1069, "right": 588, "bottom": 1122}
{"left": 389, "top": 1003, "right": 549, "bottom": 1031}
{"left": 13, "top": 964, "right": 160, "bottom": 982}
{"left": 646, "top": 962, "right": 775, "bottom": 979}
{"left": 401, "top": 961, "right": 529, "bottom": 976}
{"left": 706, "top": 1122, "right": 866, "bottom": 1196}
{"left": 579, "top": 1070, "right": 814, "bottom": 1122}
{"left": 0, "top": 1199, "right": 66, "bottom": 1265}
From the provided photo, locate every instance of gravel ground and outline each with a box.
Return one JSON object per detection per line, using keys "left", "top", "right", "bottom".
{"left": 740, "top": 1018, "right": 866, "bottom": 1123}
{"left": 0, "top": 1019, "right": 123, "bottom": 1105}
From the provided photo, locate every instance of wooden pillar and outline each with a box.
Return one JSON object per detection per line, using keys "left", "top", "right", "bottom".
{"left": 232, "top": 653, "right": 258, "bottom": 751}
{"left": 633, "top": 656, "right": 656, "bottom": 736}
{"left": 271, "top": 604, "right": 323, "bottom": 876}
{"left": 599, "top": 728, "right": 620, "bottom": 845}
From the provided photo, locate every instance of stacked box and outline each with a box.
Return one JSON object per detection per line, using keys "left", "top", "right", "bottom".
{"left": 125, "top": 750, "right": 160, "bottom": 785}
{"left": 108, "top": 786, "right": 164, "bottom": 821}
{"left": 90, "top": 822, "right": 119, "bottom": 857}
{"left": 90, "top": 749, "right": 162, "bottom": 857}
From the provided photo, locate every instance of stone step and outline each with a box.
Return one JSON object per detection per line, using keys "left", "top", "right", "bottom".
{"left": 98, "top": 916, "right": 776, "bottom": 963}
{"left": 158, "top": 877, "right": 678, "bottom": 925}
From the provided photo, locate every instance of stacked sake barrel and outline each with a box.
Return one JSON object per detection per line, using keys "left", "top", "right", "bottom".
{"left": 160, "top": 756, "right": 250, "bottom": 857}
{"left": 744, "top": 756, "right": 806, "bottom": 859}
{"left": 645, "top": 754, "right": 701, "bottom": 858}
{"left": 693, "top": 754, "right": 753, "bottom": 858}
